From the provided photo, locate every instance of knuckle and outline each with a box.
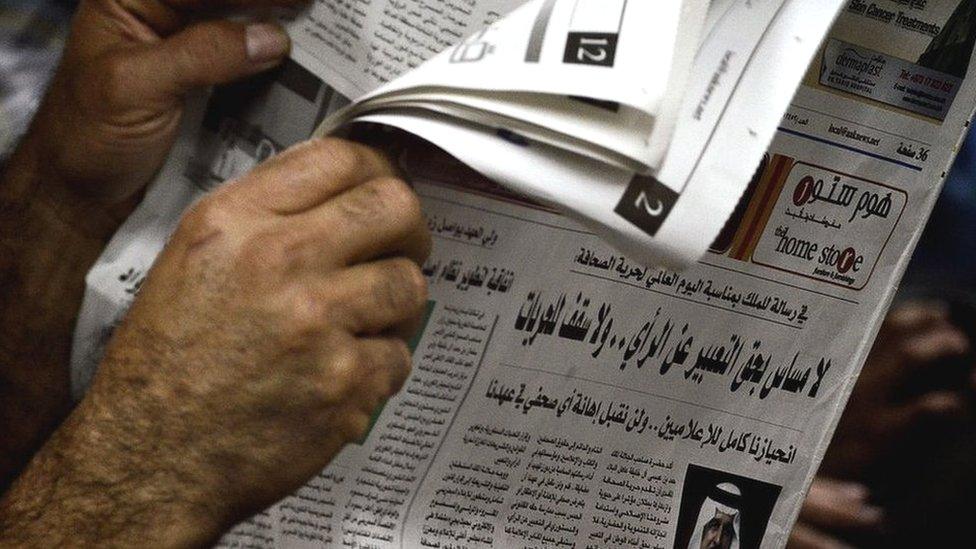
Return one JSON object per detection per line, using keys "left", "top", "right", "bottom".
{"left": 200, "top": 22, "right": 237, "bottom": 56}
{"left": 176, "top": 24, "right": 239, "bottom": 81}
{"left": 311, "top": 138, "right": 365, "bottom": 177}
{"left": 285, "top": 288, "right": 328, "bottom": 343}
{"left": 371, "top": 177, "right": 421, "bottom": 219}
{"left": 177, "top": 197, "right": 233, "bottom": 252}
{"left": 322, "top": 346, "right": 362, "bottom": 400}
{"left": 332, "top": 178, "right": 419, "bottom": 233}
{"left": 333, "top": 191, "right": 377, "bottom": 231}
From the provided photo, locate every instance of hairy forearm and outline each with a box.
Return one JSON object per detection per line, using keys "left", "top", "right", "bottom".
{"left": 0, "top": 139, "right": 223, "bottom": 547}
{"left": 0, "top": 134, "right": 127, "bottom": 490}
{"left": 0, "top": 392, "right": 224, "bottom": 547}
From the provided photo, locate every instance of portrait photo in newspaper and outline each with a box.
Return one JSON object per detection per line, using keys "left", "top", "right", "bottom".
{"left": 672, "top": 464, "right": 781, "bottom": 549}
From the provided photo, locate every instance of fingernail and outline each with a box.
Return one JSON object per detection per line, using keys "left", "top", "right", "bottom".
{"left": 246, "top": 23, "right": 290, "bottom": 64}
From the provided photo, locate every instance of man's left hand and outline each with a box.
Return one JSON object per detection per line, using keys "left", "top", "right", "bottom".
{"left": 17, "top": 0, "right": 306, "bottom": 228}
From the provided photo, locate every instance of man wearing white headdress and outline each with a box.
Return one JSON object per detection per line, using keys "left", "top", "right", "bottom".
{"left": 687, "top": 482, "right": 742, "bottom": 549}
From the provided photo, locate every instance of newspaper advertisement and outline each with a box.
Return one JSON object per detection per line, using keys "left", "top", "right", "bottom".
{"left": 71, "top": 0, "right": 976, "bottom": 548}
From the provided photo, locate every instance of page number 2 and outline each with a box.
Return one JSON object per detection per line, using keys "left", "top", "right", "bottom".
{"left": 614, "top": 176, "right": 679, "bottom": 237}
{"left": 635, "top": 191, "right": 664, "bottom": 217}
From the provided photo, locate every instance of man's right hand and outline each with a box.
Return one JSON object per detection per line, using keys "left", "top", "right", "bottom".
{"left": 820, "top": 301, "right": 970, "bottom": 479}
{"left": 0, "top": 138, "right": 431, "bottom": 547}
{"left": 788, "top": 478, "right": 884, "bottom": 549}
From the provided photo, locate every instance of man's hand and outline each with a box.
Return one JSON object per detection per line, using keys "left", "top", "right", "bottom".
{"left": 788, "top": 478, "right": 884, "bottom": 549}
{"left": 820, "top": 302, "right": 970, "bottom": 479}
{"left": 0, "top": 0, "right": 305, "bottom": 489}
{"left": 0, "top": 138, "right": 432, "bottom": 546}
{"left": 789, "top": 302, "right": 972, "bottom": 547}
{"left": 21, "top": 0, "right": 304, "bottom": 216}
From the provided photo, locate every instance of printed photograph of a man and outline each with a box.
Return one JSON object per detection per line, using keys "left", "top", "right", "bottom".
{"left": 673, "top": 465, "right": 781, "bottom": 549}
{"left": 688, "top": 482, "right": 742, "bottom": 549}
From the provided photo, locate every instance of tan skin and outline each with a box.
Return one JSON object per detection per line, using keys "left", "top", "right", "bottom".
{"left": 700, "top": 509, "right": 736, "bottom": 549}
{"left": 0, "top": 0, "right": 431, "bottom": 546}
{"left": 0, "top": 0, "right": 306, "bottom": 487}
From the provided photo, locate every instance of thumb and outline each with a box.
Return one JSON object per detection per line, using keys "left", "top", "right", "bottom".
{"left": 133, "top": 20, "right": 290, "bottom": 101}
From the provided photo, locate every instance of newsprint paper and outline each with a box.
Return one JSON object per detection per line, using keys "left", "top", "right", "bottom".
{"left": 307, "top": 0, "right": 843, "bottom": 267}
{"left": 71, "top": 1, "right": 976, "bottom": 548}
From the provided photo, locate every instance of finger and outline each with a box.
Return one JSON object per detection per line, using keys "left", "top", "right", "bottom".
{"left": 886, "top": 301, "right": 950, "bottom": 333}
{"left": 230, "top": 139, "right": 398, "bottom": 214}
{"left": 109, "top": 1, "right": 309, "bottom": 38}
{"left": 885, "top": 391, "right": 965, "bottom": 433}
{"left": 901, "top": 327, "right": 969, "bottom": 365}
{"left": 302, "top": 177, "right": 431, "bottom": 266}
{"left": 788, "top": 523, "right": 855, "bottom": 549}
{"left": 129, "top": 20, "right": 290, "bottom": 102}
{"left": 800, "top": 479, "right": 883, "bottom": 531}
{"left": 325, "top": 258, "right": 429, "bottom": 335}
{"left": 353, "top": 337, "right": 413, "bottom": 414}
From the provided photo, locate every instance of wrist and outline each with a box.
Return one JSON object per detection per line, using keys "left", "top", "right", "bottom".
{"left": 73, "top": 390, "right": 232, "bottom": 546}
{"left": 0, "top": 397, "right": 228, "bottom": 547}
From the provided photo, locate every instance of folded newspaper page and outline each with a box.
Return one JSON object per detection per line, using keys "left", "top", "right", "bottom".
{"left": 310, "top": 0, "right": 843, "bottom": 268}
{"left": 316, "top": 0, "right": 705, "bottom": 173}
{"left": 71, "top": 1, "right": 976, "bottom": 548}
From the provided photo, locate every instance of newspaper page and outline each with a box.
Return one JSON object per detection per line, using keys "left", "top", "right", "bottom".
{"left": 315, "top": 0, "right": 707, "bottom": 172}
{"left": 70, "top": 1, "right": 976, "bottom": 548}
{"left": 284, "top": 0, "right": 524, "bottom": 99}
{"left": 312, "top": 0, "right": 844, "bottom": 268}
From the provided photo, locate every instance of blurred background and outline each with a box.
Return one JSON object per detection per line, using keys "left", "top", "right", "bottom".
{"left": 3, "top": 1, "right": 975, "bottom": 547}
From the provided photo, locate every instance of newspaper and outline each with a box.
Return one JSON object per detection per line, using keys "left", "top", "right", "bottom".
{"left": 308, "top": 0, "right": 843, "bottom": 267}
{"left": 70, "top": 1, "right": 976, "bottom": 548}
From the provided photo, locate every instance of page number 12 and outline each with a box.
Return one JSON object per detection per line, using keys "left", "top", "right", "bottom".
{"left": 564, "top": 32, "right": 618, "bottom": 67}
